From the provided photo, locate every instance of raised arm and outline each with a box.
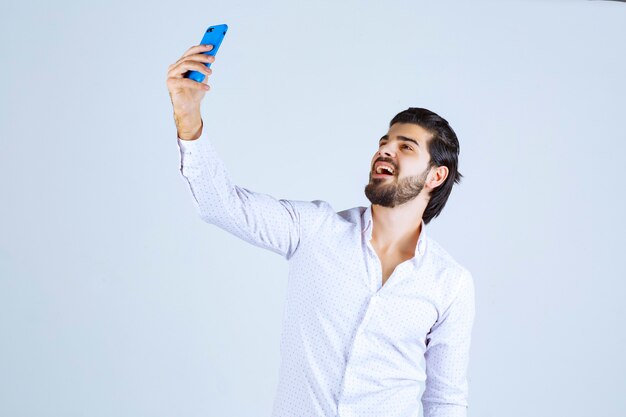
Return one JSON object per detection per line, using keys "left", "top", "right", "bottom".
{"left": 166, "top": 44, "right": 310, "bottom": 260}
{"left": 176, "top": 125, "right": 302, "bottom": 259}
{"left": 421, "top": 270, "right": 476, "bottom": 417}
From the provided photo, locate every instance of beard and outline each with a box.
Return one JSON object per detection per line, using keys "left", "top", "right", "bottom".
{"left": 364, "top": 167, "right": 430, "bottom": 208}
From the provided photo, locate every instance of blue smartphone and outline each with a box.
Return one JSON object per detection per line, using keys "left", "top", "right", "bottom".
{"left": 184, "top": 23, "right": 228, "bottom": 83}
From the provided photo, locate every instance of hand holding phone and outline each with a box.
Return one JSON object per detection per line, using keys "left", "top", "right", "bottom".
{"left": 184, "top": 24, "right": 228, "bottom": 83}
{"left": 166, "top": 24, "right": 228, "bottom": 139}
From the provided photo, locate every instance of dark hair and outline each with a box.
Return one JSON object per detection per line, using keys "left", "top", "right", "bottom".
{"left": 389, "top": 107, "right": 463, "bottom": 225}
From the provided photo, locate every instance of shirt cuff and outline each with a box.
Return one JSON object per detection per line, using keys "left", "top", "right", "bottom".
{"left": 177, "top": 129, "right": 215, "bottom": 156}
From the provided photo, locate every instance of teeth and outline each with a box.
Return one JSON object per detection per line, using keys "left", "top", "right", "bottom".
{"left": 376, "top": 165, "right": 394, "bottom": 175}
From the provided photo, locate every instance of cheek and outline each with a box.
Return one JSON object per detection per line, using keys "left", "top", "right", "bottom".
{"left": 399, "top": 162, "right": 427, "bottom": 178}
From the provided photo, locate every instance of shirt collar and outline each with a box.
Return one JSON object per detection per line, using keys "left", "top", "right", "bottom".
{"left": 361, "top": 204, "right": 427, "bottom": 257}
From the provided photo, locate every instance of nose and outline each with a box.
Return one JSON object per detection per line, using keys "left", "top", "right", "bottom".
{"left": 378, "top": 141, "right": 397, "bottom": 157}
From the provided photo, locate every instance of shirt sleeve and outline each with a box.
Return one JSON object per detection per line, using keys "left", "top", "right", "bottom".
{"left": 177, "top": 129, "right": 306, "bottom": 260}
{"left": 421, "top": 269, "right": 476, "bottom": 417}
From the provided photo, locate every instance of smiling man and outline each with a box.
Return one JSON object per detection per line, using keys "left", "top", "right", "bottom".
{"left": 167, "top": 44, "right": 475, "bottom": 417}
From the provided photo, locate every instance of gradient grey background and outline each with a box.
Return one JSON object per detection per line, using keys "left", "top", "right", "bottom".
{"left": 1, "top": 0, "right": 625, "bottom": 416}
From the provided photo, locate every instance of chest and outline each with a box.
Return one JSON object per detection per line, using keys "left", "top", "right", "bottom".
{"left": 378, "top": 252, "right": 414, "bottom": 287}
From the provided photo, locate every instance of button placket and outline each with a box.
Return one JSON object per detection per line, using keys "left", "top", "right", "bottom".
{"left": 358, "top": 294, "right": 380, "bottom": 337}
{"left": 338, "top": 293, "right": 382, "bottom": 413}
{"left": 339, "top": 295, "right": 374, "bottom": 401}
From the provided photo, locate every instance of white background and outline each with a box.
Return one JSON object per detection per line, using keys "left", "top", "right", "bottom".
{"left": 1, "top": 0, "right": 625, "bottom": 416}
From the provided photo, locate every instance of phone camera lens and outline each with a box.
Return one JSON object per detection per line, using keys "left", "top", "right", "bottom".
{"left": 208, "top": 28, "right": 214, "bottom": 32}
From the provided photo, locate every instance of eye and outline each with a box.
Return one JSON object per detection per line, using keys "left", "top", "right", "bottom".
{"left": 402, "top": 144, "right": 413, "bottom": 151}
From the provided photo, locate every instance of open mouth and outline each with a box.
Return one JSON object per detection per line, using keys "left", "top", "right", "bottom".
{"left": 373, "top": 164, "right": 395, "bottom": 178}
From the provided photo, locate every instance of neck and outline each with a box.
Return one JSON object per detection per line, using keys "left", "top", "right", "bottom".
{"left": 370, "top": 200, "right": 425, "bottom": 254}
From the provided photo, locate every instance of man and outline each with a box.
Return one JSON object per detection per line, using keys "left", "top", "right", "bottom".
{"left": 166, "top": 44, "right": 475, "bottom": 417}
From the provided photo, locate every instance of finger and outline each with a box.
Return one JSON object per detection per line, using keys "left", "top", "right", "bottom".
{"left": 167, "top": 77, "right": 210, "bottom": 91}
{"left": 181, "top": 44, "right": 213, "bottom": 59}
{"left": 170, "top": 52, "right": 215, "bottom": 76}
{"left": 171, "top": 52, "right": 215, "bottom": 69}
{"left": 167, "top": 61, "right": 213, "bottom": 79}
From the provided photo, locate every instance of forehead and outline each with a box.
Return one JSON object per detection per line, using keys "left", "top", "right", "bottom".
{"left": 386, "top": 123, "right": 433, "bottom": 146}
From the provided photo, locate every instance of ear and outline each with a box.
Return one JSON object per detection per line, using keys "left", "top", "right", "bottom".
{"left": 426, "top": 165, "right": 449, "bottom": 191}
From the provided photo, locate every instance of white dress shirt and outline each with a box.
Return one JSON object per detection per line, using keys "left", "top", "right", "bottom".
{"left": 177, "top": 131, "right": 475, "bottom": 417}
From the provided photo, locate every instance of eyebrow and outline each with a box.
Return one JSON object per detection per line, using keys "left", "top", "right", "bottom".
{"left": 379, "top": 135, "right": 420, "bottom": 148}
